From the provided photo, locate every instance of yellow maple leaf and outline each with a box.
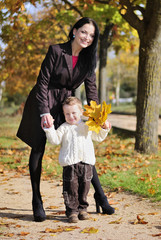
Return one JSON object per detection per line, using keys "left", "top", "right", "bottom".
{"left": 99, "top": 101, "right": 112, "bottom": 123}
{"left": 83, "top": 101, "right": 101, "bottom": 117}
{"left": 92, "top": 104, "right": 101, "bottom": 119}
{"left": 83, "top": 101, "right": 112, "bottom": 133}
{"left": 85, "top": 117, "right": 101, "bottom": 134}
{"left": 81, "top": 227, "right": 99, "bottom": 234}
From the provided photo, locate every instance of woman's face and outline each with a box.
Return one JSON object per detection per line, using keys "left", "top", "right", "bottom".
{"left": 73, "top": 23, "right": 95, "bottom": 49}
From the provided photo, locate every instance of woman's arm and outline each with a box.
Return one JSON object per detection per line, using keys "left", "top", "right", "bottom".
{"left": 84, "top": 72, "right": 99, "bottom": 105}
{"left": 36, "top": 45, "right": 56, "bottom": 115}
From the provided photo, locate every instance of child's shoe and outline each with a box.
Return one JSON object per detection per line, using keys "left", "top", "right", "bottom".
{"left": 68, "top": 214, "right": 78, "bottom": 223}
{"left": 78, "top": 211, "right": 89, "bottom": 220}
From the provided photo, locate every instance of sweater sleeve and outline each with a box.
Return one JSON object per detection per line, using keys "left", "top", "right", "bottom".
{"left": 91, "top": 127, "right": 110, "bottom": 142}
{"left": 44, "top": 125, "right": 64, "bottom": 145}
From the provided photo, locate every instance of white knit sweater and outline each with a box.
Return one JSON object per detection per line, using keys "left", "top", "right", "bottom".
{"left": 44, "top": 121, "right": 110, "bottom": 167}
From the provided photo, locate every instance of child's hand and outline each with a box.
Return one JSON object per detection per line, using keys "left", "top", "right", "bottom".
{"left": 101, "top": 120, "right": 111, "bottom": 130}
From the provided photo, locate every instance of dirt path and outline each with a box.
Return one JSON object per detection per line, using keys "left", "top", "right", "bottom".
{"left": 1, "top": 171, "right": 161, "bottom": 240}
{"left": 108, "top": 114, "right": 161, "bottom": 135}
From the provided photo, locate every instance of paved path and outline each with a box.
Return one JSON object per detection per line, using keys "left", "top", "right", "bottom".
{"left": 108, "top": 114, "right": 161, "bottom": 135}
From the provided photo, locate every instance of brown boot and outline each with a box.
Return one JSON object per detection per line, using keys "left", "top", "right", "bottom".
{"left": 78, "top": 211, "right": 89, "bottom": 220}
{"left": 68, "top": 214, "right": 78, "bottom": 223}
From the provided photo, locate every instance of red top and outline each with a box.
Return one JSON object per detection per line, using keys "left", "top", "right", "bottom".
{"left": 72, "top": 56, "right": 78, "bottom": 69}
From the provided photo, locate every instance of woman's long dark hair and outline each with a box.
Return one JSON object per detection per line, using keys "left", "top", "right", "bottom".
{"left": 69, "top": 17, "right": 99, "bottom": 75}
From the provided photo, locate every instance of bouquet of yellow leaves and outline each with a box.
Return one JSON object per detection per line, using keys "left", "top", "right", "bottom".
{"left": 83, "top": 100, "right": 112, "bottom": 133}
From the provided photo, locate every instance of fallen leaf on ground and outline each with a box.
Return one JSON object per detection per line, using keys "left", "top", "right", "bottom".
{"left": 148, "top": 212, "right": 158, "bottom": 215}
{"left": 4, "top": 233, "right": 14, "bottom": 237}
{"left": 81, "top": 227, "right": 99, "bottom": 234}
{"left": 152, "top": 233, "right": 161, "bottom": 237}
{"left": 46, "top": 205, "right": 58, "bottom": 209}
{"left": 15, "top": 225, "right": 21, "bottom": 228}
{"left": 43, "top": 226, "right": 79, "bottom": 233}
{"left": 106, "top": 192, "right": 117, "bottom": 198}
{"left": 132, "top": 215, "right": 148, "bottom": 225}
{"left": 88, "top": 217, "right": 97, "bottom": 221}
{"left": 109, "top": 218, "right": 122, "bottom": 224}
{"left": 18, "top": 231, "right": 30, "bottom": 236}
{"left": 109, "top": 200, "right": 119, "bottom": 205}
{"left": 52, "top": 210, "right": 65, "bottom": 215}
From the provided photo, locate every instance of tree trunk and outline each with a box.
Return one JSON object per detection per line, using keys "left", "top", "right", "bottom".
{"left": 96, "top": 0, "right": 161, "bottom": 154}
{"left": 115, "top": 63, "right": 121, "bottom": 106}
{"left": 135, "top": 25, "right": 161, "bottom": 153}
{"left": 115, "top": 78, "right": 120, "bottom": 106}
{"left": 98, "top": 21, "right": 113, "bottom": 103}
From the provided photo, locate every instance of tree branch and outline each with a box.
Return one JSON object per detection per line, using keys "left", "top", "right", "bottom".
{"left": 133, "top": 5, "right": 145, "bottom": 16}
{"left": 50, "top": 3, "right": 69, "bottom": 38}
{"left": 117, "top": 0, "right": 145, "bottom": 36}
{"left": 95, "top": 0, "right": 111, "bottom": 3}
{"left": 61, "top": 0, "right": 83, "bottom": 17}
{"left": 94, "top": 0, "right": 145, "bottom": 36}
{"left": 144, "top": 0, "right": 154, "bottom": 23}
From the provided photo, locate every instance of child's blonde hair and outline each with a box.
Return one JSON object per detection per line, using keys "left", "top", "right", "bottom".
{"left": 62, "top": 96, "right": 83, "bottom": 111}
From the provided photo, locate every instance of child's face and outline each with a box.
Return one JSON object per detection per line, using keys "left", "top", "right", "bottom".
{"left": 63, "top": 104, "right": 83, "bottom": 125}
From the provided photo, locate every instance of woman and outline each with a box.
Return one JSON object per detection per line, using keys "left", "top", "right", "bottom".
{"left": 17, "top": 17, "right": 115, "bottom": 222}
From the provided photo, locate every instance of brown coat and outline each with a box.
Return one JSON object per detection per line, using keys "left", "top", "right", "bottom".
{"left": 17, "top": 41, "right": 99, "bottom": 148}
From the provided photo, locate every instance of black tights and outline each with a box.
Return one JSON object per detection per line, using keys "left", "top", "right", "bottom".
{"left": 29, "top": 146, "right": 45, "bottom": 203}
{"left": 91, "top": 165, "right": 105, "bottom": 198}
{"left": 29, "top": 144, "right": 106, "bottom": 203}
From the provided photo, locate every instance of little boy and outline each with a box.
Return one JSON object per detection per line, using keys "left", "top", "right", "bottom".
{"left": 44, "top": 96, "right": 111, "bottom": 223}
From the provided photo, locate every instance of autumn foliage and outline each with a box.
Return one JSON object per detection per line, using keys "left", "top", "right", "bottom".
{"left": 83, "top": 101, "right": 112, "bottom": 133}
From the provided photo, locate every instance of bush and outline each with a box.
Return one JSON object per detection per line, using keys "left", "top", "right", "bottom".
{"left": 1, "top": 92, "right": 26, "bottom": 107}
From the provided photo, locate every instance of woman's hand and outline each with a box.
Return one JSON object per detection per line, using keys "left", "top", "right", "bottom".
{"left": 101, "top": 120, "right": 111, "bottom": 130}
{"left": 41, "top": 114, "right": 54, "bottom": 129}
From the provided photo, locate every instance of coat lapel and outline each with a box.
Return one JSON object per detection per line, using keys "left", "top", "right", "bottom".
{"left": 62, "top": 41, "right": 73, "bottom": 80}
{"left": 61, "top": 41, "right": 86, "bottom": 88}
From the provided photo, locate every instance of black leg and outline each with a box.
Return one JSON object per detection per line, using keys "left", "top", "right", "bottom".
{"left": 91, "top": 166, "right": 105, "bottom": 197}
{"left": 91, "top": 166, "right": 115, "bottom": 215}
{"left": 29, "top": 142, "right": 46, "bottom": 221}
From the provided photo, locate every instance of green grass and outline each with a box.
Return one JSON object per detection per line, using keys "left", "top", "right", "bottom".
{"left": 94, "top": 133, "right": 161, "bottom": 201}
{"left": 111, "top": 102, "right": 161, "bottom": 115}
{"left": 1, "top": 106, "right": 161, "bottom": 201}
{"left": 111, "top": 102, "right": 136, "bottom": 114}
